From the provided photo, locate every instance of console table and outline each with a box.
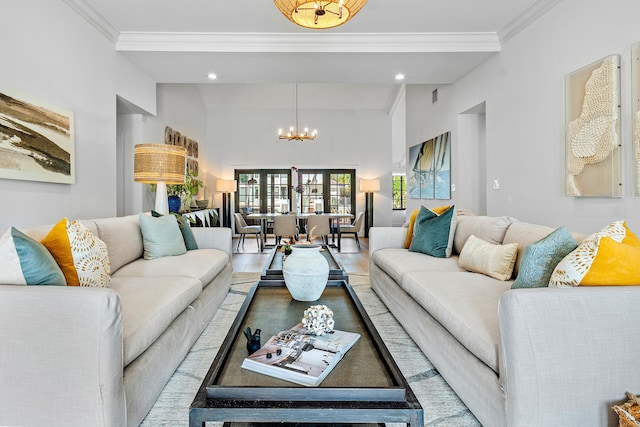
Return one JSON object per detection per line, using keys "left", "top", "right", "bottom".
{"left": 182, "top": 208, "right": 219, "bottom": 227}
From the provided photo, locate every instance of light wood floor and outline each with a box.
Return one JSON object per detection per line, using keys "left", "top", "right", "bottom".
{"left": 232, "top": 234, "right": 370, "bottom": 274}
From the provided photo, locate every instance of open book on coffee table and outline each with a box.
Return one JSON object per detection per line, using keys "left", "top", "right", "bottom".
{"left": 241, "top": 323, "right": 360, "bottom": 387}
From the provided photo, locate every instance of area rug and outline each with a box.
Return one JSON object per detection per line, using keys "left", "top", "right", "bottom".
{"left": 140, "top": 272, "right": 480, "bottom": 426}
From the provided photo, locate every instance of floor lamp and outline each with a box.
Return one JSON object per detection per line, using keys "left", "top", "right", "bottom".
{"left": 216, "top": 179, "right": 237, "bottom": 228}
{"left": 360, "top": 179, "right": 380, "bottom": 238}
{"left": 134, "top": 144, "right": 186, "bottom": 215}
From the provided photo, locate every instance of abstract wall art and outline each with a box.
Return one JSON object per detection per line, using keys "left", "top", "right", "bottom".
{"left": 0, "top": 89, "right": 75, "bottom": 184}
{"left": 565, "top": 54, "right": 621, "bottom": 197}
{"left": 409, "top": 131, "right": 451, "bottom": 200}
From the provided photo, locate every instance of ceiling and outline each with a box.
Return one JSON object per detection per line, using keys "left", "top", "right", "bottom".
{"left": 73, "top": 0, "right": 559, "bottom": 86}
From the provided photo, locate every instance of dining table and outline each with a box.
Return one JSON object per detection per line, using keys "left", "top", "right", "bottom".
{"left": 246, "top": 212, "right": 354, "bottom": 252}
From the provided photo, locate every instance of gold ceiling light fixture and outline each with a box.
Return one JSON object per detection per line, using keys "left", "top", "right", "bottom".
{"left": 274, "top": 0, "right": 367, "bottom": 29}
{"left": 278, "top": 84, "right": 318, "bottom": 141}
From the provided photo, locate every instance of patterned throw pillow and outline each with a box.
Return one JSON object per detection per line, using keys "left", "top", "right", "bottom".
{"left": 512, "top": 227, "right": 578, "bottom": 289}
{"left": 458, "top": 235, "right": 518, "bottom": 281}
{"left": 408, "top": 205, "right": 457, "bottom": 258}
{"left": 550, "top": 220, "right": 640, "bottom": 287}
{"left": 42, "top": 218, "right": 111, "bottom": 287}
{"left": 0, "top": 227, "right": 66, "bottom": 286}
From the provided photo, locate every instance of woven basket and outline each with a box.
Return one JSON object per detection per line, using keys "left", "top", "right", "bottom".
{"left": 613, "top": 392, "right": 640, "bottom": 427}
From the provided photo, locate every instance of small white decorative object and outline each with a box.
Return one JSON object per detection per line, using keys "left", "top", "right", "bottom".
{"left": 282, "top": 244, "right": 329, "bottom": 301}
{"left": 302, "top": 305, "right": 335, "bottom": 336}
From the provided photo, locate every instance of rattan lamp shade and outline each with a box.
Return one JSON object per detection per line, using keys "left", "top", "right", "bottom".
{"left": 134, "top": 144, "right": 186, "bottom": 185}
{"left": 274, "top": 0, "right": 367, "bottom": 29}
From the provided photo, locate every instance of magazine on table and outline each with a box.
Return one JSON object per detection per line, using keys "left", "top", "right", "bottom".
{"left": 241, "top": 323, "right": 360, "bottom": 387}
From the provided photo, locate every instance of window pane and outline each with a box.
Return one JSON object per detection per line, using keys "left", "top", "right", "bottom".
{"left": 267, "top": 173, "right": 290, "bottom": 213}
{"left": 393, "top": 174, "right": 406, "bottom": 209}
{"left": 238, "top": 173, "right": 260, "bottom": 213}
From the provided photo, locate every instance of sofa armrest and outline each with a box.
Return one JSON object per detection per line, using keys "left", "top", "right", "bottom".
{"left": 191, "top": 227, "right": 233, "bottom": 255}
{"left": 499, "top": 287, "right": 640, "bottom": 427}
{"left": 0, "top": 286, "right": 125, "bottom": 427}
{"left": 368, "top": 227, "right": 407, "bottom": 257}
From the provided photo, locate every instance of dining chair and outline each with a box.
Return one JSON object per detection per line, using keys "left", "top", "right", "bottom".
{"left": 338, "top": 212, "right": 364, "bottom": 249}
{"left": 234, "top": 213, "right": 262, "bottom": 251}
{"left": 273, "top": 215, "right": 298, "bottom": 245}
{"left": 305, "top": 215, "right": 331, "bottom": 245}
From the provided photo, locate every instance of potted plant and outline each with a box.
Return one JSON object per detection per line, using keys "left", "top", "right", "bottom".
{"left": 151, "top": 171, "right": 203, "bottom": 213}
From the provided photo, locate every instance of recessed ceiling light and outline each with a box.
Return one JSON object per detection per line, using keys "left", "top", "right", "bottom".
{"left": 395, "top": 74, "right": 405, "bottom": 81}
{"left": 207, "top": 73, "right": 217, "bottom": 80}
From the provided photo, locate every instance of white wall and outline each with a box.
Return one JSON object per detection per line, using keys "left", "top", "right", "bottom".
{"left": 406, "top": 0, "right": 640, "bottom": 234}
{"left": 206, "top": 105, "right": 393, "bottom": 228}
{"left": 0, "top": 2, "right": 155, "bottom": 229}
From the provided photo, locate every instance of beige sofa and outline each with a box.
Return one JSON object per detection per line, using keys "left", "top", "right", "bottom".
{"left": 369, "top": 214, "right": 640, "bottom": 426}
{"left": 0, "top": 214, "right": 232, "bottom": 427}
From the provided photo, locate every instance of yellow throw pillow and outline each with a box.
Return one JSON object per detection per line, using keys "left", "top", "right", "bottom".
{"left": 404, "top": 205, "right": 450, "bottom": 249}
{"left": 41, "top": 218, "right": 79, "bottom": 286}
{"left": 404, "top": 209, "right": 420, "bottom": 248}
{"left": 550, "top": 220, "right": 640, "bottom": 287}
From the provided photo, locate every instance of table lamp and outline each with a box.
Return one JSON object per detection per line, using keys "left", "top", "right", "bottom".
{"left": 134, "top": 144, "right": 186, "bottom": 215}
{"left": 216, "top": 179, "right": 237, "bottom": 228}
{"left": 360, "top": 179, "right": 380, "bottom": 238}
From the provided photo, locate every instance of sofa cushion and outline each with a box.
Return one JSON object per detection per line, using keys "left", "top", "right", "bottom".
{"left": 93, "top": 215, "right": 143, "bottom": 273}
{"left": 112, "top": 248, "right": 229, "bottom": 289}
{"left": 402, "top": 270, "right": 511, "bottom": 373}
{"left": 404, "top": 205, "right": 451, "bottom": 249}
{"left": 0, "top": 227, "right": 66, "bottom": 286}
{"left": 512, "top": 227, "right": 578, "bottom": 289}
{"left": 458, "top": 235, "right": 518, "bottom": 281}
{"left": 409, "top": 205, "right": 457, "bottom": 258}
{"left": 550, "top": 220, "right": 640, "bottom": 287}
{"left": 41, "top": 219, "right": 111, "bottom": 287}
{"left": 139, "top": 213, "right": 187, "bottom": 260}
{"left": 41, "top": 218, "right": 111, "bottom": 287}
{"left": 41, "top": 218, "right": 78, "bottom": 285}
{"left": 453, "top": 215, "right": 516, "bottom": 255}
{"left": 151, "top": 211, "right": 198, "bottom": 250}
{"left": 109, "top": 276, "right": 202, "bottom": 366}
{"left": 372, "top": 248, "right": 464, "bottom": 284}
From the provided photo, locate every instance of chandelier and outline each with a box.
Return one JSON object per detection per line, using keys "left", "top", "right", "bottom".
{"left": 273, "top": 0, "right": 367, "bottom": 29}
{"left": 278, "top": 84, "right": 318, "bottom": 141}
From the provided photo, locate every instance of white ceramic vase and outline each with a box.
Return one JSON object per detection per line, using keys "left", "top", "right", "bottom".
{"left": 282, "top": 244, "right": 329, "bottom": 301}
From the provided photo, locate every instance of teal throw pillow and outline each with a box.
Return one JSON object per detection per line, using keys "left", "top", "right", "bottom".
{"left": 0, "top": 227, "right": 66, "bottom": 286}
{"left": 408, "top": 205, "right": 457, "bottom": 258}
{"left": 151, "top": 210, "right": 198, "bottom": 250}
{"left": 176, "top": 216, "right": 198, "bottom": 250}
{"left": 139, "top": 213, "right": 187, "bottom": 260}
{"left": 512, "top": 226, "right": 578, "bottom": 289}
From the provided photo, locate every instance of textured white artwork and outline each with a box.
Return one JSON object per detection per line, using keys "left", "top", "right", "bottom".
{"left": 566, "top": 55, "right": 620, "bottom": 196}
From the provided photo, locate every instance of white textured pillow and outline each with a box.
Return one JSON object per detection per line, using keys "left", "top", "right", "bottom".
{"left": 458, "top": 235, "right": 518, "bottom": 281}
{"left": 66, "top": 220, "right": 111, "bottom": 287}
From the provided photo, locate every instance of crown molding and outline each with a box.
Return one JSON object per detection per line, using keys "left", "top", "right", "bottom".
{"left": 116, "top": 32, "right": 501, "bottom": 53}
{"left": 498, "top": 0, "right": 563, "bottom": 43}
{"left": 63, "top": 0, "right": 119, "bottom": 43}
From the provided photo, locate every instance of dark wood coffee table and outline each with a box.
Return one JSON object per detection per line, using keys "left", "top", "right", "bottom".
{"left": 189, "top": 281, "right": 423, "bottom": 426}
{"left": 261, "top": 245, "right": 349, "bottom": 283}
